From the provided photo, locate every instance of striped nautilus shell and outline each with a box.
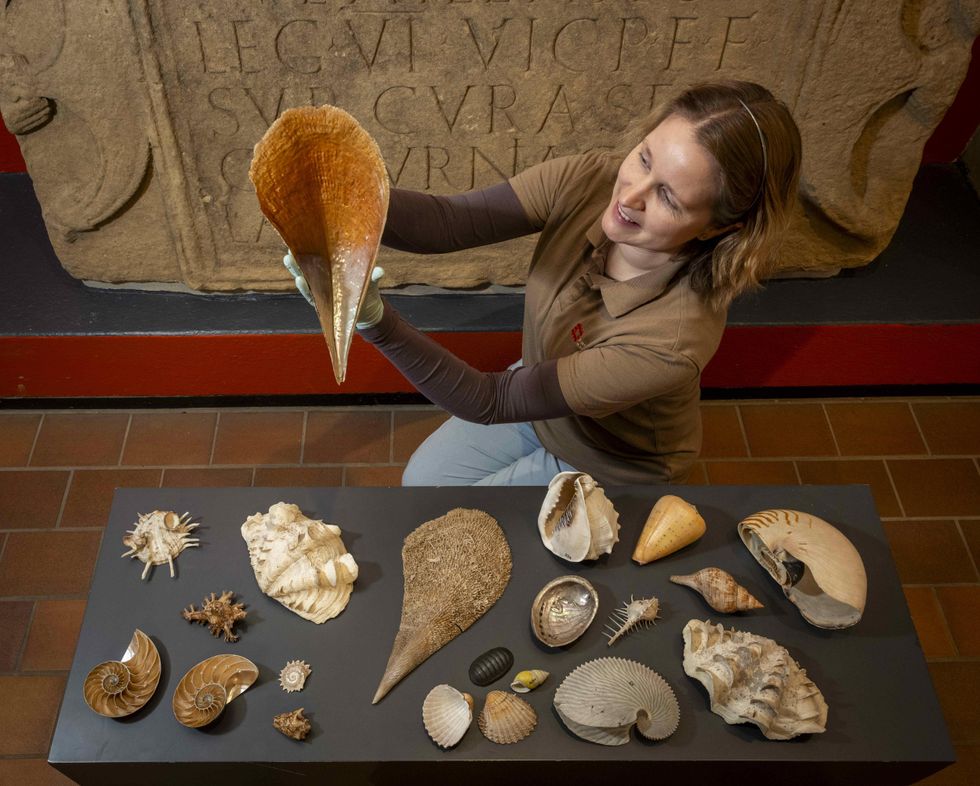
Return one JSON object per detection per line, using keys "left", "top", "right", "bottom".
{"left": 172, "top": 654, "right": 258, "bottom": 728}
{"left": 83, "top": 629, "right": 161, "bottom": 718}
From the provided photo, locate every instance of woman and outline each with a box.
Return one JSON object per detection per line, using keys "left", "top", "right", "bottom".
{"left": 286, "top": 81, "right": 802, "bottom": 486}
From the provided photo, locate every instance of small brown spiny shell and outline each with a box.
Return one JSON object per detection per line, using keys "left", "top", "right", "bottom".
{"left": 274, "top": 708, "right": 312, "bottom": 740}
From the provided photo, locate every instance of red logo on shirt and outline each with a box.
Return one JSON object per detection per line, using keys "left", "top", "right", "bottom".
{"left": 570, "top": 323, "right": 586, "bottom": 350}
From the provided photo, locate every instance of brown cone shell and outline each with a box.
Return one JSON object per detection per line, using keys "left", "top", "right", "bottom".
{"left": 83, "top": 629, "right": 161, "bottom": 718}
{"left": 172, "top": 654, "right": 258, "bottom": 728}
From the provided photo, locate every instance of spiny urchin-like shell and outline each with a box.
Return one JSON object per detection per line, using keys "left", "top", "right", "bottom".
{"left": 121, "top": 510, "right": 199, "bottom": 580}
{"left": 172, "top": 654, "right": 258, "bottom": 729}
{"left": 604, "top": 596, "right": 660, "bottom": 646}
{"left": 422, "top": 684, "right": 474, "bottom": 748}
{"left": 538, "top": 472, "right": 620, "bottom": 562}
{"left": 531, "top": 575, "right": 599, "bottom": 647}
{"left": 82, "top": 629, "right": 161, "bottom": 718}
{"left": 279, "top": 660, "right": 311, "bottom": 693}
{"left": 478, "top": 690, "right": 537, "bottom": 744}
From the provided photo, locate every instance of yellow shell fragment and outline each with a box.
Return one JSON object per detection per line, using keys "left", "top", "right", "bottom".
{"left": 249, "top": 105, "right": 390, "bottom": 385}
{"left": 82, "top": 629, "right": 161, "bottom": 718}
{"left": 632, "top": 495, "right": 706, "bottom": 564}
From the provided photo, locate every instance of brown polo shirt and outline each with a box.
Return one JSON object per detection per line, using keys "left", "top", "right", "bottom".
{"left": 508, "top": 151, "right": 727, "bottom": 484}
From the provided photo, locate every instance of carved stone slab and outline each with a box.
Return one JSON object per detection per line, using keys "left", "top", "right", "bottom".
{"left": 1, "top": 0, "right": 977, "bottom": 291}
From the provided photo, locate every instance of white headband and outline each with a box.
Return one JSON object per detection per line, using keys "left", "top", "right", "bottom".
{"left": 737, "top": 98, "right": 768, "bottom": 204}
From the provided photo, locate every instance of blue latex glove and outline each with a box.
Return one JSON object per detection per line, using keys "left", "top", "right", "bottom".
{"left": 282, "top": 251, "right": 385, "bottom": 328}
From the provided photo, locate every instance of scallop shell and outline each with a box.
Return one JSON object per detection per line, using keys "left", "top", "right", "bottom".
{"left": 468, "top": 646, "right": 513, "bottom": 687}
{"left": 604, "top": 596, "right": 659, "bottom": 646}
{"left": 632, "top": 495, "right": 705, "bottom": 564}
{"left": 554, "top": 657, "right": 680, "bottom": 745}
{"left": 531, "top": 575, "right": 599, "bottom": 648}
{"left": 82, "top": 629, "right": 161, "bottom": 718}
{"left": 273, "top": 708, "right": 312, "bottom": 740}
{"left": 477, "top": 690, "right": 537, "bottom": 744}
{"left": 422, "top": 684, "right": 474, "bottom": 748}
{"left": 738, "top": 509, "right": 867, "bottom": 629}
{"left": 510, "top": 669, "right": 549, "bottom": 693}
{"left": 373, "top": 508, "right": 512, "bottom": 703}
{"left": 279, "top": 660, "right": 311, "bottom": 693}
{"left": 682, "top": 619, "right": 828, "bottom": 740}
{"left": 121, "top": 510, "right": 199, "bottom": 580}
{"left": 249, "top": 105, "right": 389, "bottom": 385}
{"left": 242, "top": 502, "right": 358, "bottom": 624}
{"left": 670, "top": 568, "right": 764, "bottom": 613}
{"left": 172, "top": 654, "right": 258, "bottom": 729}
{"left": 538, "top": 472, "right": 621, "bottom": 562}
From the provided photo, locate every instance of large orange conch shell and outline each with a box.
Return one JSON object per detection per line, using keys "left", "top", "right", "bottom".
{"left": 250, "top": 105, "right": 390, "bottom": 385}
{"left": 632, "top": 495, "right": 706, "bottom": 564}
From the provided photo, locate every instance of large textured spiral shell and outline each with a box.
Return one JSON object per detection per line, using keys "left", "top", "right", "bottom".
{"left": 531, "top": 575, "right": 599, "bottom": 647}
{"left": 477, "top": 690, "right": 537, "bottom": 744}
{"left": 172, "top": 654, "right": 258, "bottom": 728}
{"left": 82, "top": 629, "right": 161, "bottom": 718}
{"left": 554, "top": 657, "right": 680, "bottom": 745}
{"left": 422, "top": 684, "right": 474, "bottom": 748}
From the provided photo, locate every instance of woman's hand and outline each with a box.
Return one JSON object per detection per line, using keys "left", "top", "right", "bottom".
{"left": 282, "top": 251, "right": 385, "bottom": 328}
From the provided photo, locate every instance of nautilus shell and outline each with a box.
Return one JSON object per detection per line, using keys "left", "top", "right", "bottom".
{"left": 510, "top": 669, "right": 549, "bottom": 693}
{"left": 738, "top": 509, "right": 867, "bottom": 629}
{"left": 250, "top": 105, "right": 390, "bottom": 385}
{"left": 632, "top": 495, "right": 705, "bottom": 564}
{"left": 531, "top": 575, "right": 599, "bottom": 648}
{"left": 172, "top": 654, "right": 259, "bottom": 729}
{"left": 670, "top": 568, "right": 764, "bottom": 614}
{"left": 468, "top": 647, "right": 513, "bottom": 687}
{"left": 604, "top": 596, "right": 660, "bottom": 646}
{"left": 373, "top": 508, "right": 512, "bottom": 703}
{"left": 554, "top": 657, "right": 680, "bottom": 746}
{"left": 538, "top": 472, "right": 620, "bottom": 562}
{"left": 241, "top": 502, "right": 358, "bottom": 624}
{"left": 682, "top": 619, "right": 828, "bottom": 740}
{"left": 121, "top": 510, "right": 199, "bottom": 580}
{"left": 478, "top": 690, "right": 538, "bottom": 744}
{"left": 422, "top": 684, "right": 474, "bottom": 748}
{"left": 83, "top": 629, "right": 161, "bottom": 718}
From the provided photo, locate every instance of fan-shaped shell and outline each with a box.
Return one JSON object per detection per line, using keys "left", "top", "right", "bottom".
{"left": 632, "top": 495, "right": 705, "bottom": 564}
{"left": 422, "top": 684, "right": 474, "bottom": 748}
{"left": 738, "top": 509, "right": 867, "bottom": 629}
{"left": 468, "top": 646, "right": 513, "bottom": 687}
{"left": 477, "top": 690, "right": 537, "bottom": 744}
{"left": 670, "top": 568, "right": 763, "bottom": 613}
{"left": 172, "top": 654, "right": 258, "bottom": 728}
{"left": 242, "top": 502, "right": 358, "bottom": 624}
{"left": 554, "top": 657, "right": 680, "bottom": 746}
{"left": 538, "top": 472, "right": 620, "bottom": 562}
{"left": 249, "top": 105, "right": 390, "bottom": 385}
{"left": 83, "top": 629, "right": 161, "bottom": 718}
{"left": 531, "top": 575, "right": 599, "bottom": 647}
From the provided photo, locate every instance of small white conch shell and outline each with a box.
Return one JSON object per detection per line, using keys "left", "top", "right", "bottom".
{"left": 538, "top": 472, "right": 620, "bottom": 562}
{"left": 422, "top": 684, "right": 474, "bottom": 748}
{"left": 478, "top": 690, "right": 537, "bottom": 744}
{"left": 279, "top": 660, "right": 311, "bottom": 693}
{"left": 737, "top": 509, "right": 867, "bottom": 629}
{"left": 172, "top": 654, "right": 258, "bottom": 729}
{"left": 530, "top": 575, "right": 599, "bottom": 647}
{"left": 510, "top": 670, "right": 549, "bottom": 693}
{"left": 83, "top": 629, "right": 161, "bottom": 718}
{"left": 670, "top": 568, "right": 764, "bottom": 613}
{"left": 604, "top": 596, "right": 660, "bottom": 646}
{"left": 121, "top": 511, "right": 199, "bottom": 579}
{"left": 632, "top": 495, "right": 705, "bottom": 564}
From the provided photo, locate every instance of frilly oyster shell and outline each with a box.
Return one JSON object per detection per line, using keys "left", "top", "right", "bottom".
{"left": 538, "top": 472, "right": 620, "bottom": 561}
{"left": 422, "top": 684, "right": 474, "bottom": 748}
{"left": 531, "top": 575, "right": 599, "bottom": 647}
{"left": 82, "top": 629, "right": 161, "bottom": 718}
{"left": 172, "top": 654, "right": 258, "bottom": 729}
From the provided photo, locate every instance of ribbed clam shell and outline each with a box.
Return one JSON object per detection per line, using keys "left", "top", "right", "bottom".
{"left": 477, "top": 690, "right": 537, "bottom": 744}
{"left": 422, "top": 684, "right": 473, "bottom": 748}
{"left": 468, "top": 647, "right": 513, "bottom": 687}
{"left": 172, "top": 654, "right": 258, "bottom": 728}
{"left": 82, "top": 629, "right": 161, "bottom": 718}
{"left": 554, "top": 658, "right": 680, "bottom": 745}
{"left": 531, "top": 575, "right": 598, "bottom": 647}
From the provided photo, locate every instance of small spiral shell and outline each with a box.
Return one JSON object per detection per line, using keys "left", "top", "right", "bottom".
{"left": 82, "top": 629, "right": 161, "bottom": 718}
{"left": 173, "top": 654, "right": 258, "bottom": 728}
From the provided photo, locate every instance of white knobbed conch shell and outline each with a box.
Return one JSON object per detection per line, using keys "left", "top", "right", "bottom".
{"left": 478, "top": 690, "right": 538, "bottom": 744}
{"left": 604, "top": 596, "right": 660, "bottom": 646}
{"left": 682, "top": 619, "right": 828, "bottom": 740}
{"left": 737, "top": 509, "right": 867, "bottom": 629}
{"left": 82, "top": 629, "right": 161, "bottom": 718}
{"left": 670, "top": 567, "right": 764, "bottom": 614}
{"left": 538, "top": 472, "right": 620, "bottom": 562}
{"left": 241, "top": 502, "right": 358, "bottom": 624}
{"left": 279, "top": 660, "right": 311, "bottom": 693}
{"left": 632, "top": 494, "right": 705, "bottom": 564}
{"left": 422, "top": 684, "right": 474, "bottom": 748}
{"left": 530, "top": 575, "right": 599, "bottom": 648}
{"left": 554, "top": 657, "right": 680, "bottom": 745}
{"left": 510, "top": 669, "right": 549, "bottom": 693}
{"left": 172, "top": 654, "right": 259, "bottom": 729}
{"left": 121, "top": 510, "right": 199, "bottom": 580}
{"left": 249, "top": 105, "right": 390, "bottom": 385}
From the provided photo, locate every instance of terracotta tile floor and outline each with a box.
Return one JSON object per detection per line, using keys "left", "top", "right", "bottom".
{"left": 0, "top": 397, "right": 977, "bottom": 783}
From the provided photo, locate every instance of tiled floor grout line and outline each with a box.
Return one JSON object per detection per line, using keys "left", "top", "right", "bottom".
{"left": 299, "top": 410, "right": 309, "bottom": 465}
{"left": 340, "top": 466, "right": 348, "bottom": 487}
{"left": 157, "top": 467, "right": 165, "bottom": 488}
{"left": 13, "top": 599, "right": 37, "bottom": 672}
{"left": 388, "top": 410, "right": 395, "bottom": 463}
{"left": 791, "top": 460, "right": 802, "bottom": 484}
{"left": 25, "top": 412, "right": 44, "bottom": 466}
{"left": 954, "top": 519, "right": 980, "bottom": 580}
{"left": 733, "top": 405, "right": 752, "bottom": 458}
{"left": 117, "top": 413, "right": 133, "bottom": 466}
{"left": 53, "top": 470, "right": 73, "bottom": 529}
{"left": 820, "top": 403, "right": 842, "bottom": 456}
{"left": 929, "top": 586, "right": 960, "bottom": 657}
{"left": 0, "top": 527, "right": 107, "bottom": 535}
{"left": 208, "top": 412, "right": 221, "bottom": 465}
{"left": 906, "top": 401, "right": 932, "bottom": 456}
{"left": 250, "top": 467, "right": 257, "bottom": 487}
{"left": 881, "top": 460, "right": 907, "bottom": 519}
{"left": 0, "top": 533, "right": 7, "bottom": 565}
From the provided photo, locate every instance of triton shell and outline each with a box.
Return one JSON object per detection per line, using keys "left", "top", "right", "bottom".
{"left": 82, "top": 629, "right": 161, "bottom": 718}
{"left": 121, "top": 510, "right": 199, "bottom": 580}
{"left": 554, "top": 657, "right": 680, "bottom": 745}
{"left": 373, "top": 508, "right": 512, "bottom": 703}
{"left": 468, "top": 646, "right": 513, "bottom": 687}
{"left": 279, "top": 660, "right": 312, "bottom": 693}
{"left": 738, "top": 509, "right": 867, "bottom": 629}
{"left": 273, "top": 708, "right": 311, "bottom": 740}
{"left": 422, "top": 684, "right": 474, "bottom": 748}
{"left": 249, "top": 105, "right": 390, "bottom": 385}
{"left": 670, "top": 568, "right": 764, "bottom": 614}
{"left": 604, "top": 596, "right": 660, "bottom": 646}
{"left": 242, "top": 502, "right": 358, "bottom": 624}
{"left": 632, "top": 495, "right": 705, "bottom": 564}
{"left": 682, "top": 619, "right": 827, "bottom": 740}
{"left": 510, "top": 669, "right": 549, "bottom": 693}
{"left": 181, "top": 590, "right": 247, "bottom": 642}
{"left": 531, "top": 575, "right": 599, "bottom": 648}
{"left": 478, "top": 690, "right": 537, "bottom": 744}
{"left": 172, "top": 654, "right": 258, "bottom": 729}
{"left": 538, "top": 472, "right": 621, "bottom": 562}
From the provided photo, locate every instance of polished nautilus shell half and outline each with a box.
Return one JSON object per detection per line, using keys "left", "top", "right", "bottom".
{"left": 670, "top": 568, "right": 764, "bottom": 614}
{"left": 249, "top": 105, "right": 390, "bottom": 385}
{"left": 538, "top": 472, "right": 620, "bottom": 562}
{"left": 632, "top": 494, "right": 705, "bottom": 564}
{"left": 682, "top": 619, "right": 828, "bottom": 740}
{"left": 554, "top": 657, "right": 680, "bottom": 745}
{"left": 422, "top": 684, "right": 474, "bottom": 748}
{"left": 242, "top": 502, "right": 358, "bottom": 624}
{"left": 83, "top": 629, "right": 161, "bottom": 718}
{"left": 738, "top": 509, "right": 867, "bottom": 629}
{"left": 121, "top": 510, "right": 199, "bottom": 580}
{"left": 478, "top": 690, "right": 538, "bottom": 744}
{"left": 530, "top": 575, "right": 599, "bottom": 648}
{"left": 172, "top": 654, "right": 259, "bottom": 729}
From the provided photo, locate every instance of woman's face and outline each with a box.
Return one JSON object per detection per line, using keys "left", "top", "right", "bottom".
{"left": 601, "top": 114, "right": 723, "bottom": 267}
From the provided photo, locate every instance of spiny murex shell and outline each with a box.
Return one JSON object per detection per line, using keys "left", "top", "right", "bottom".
{"left": 279, "top": 660, "right": 311, "bottom": 693}
{"left": 83, "top": 629, "right": 161, "bottom": 718}
{"left": 531, "top": 575, "right": 599, "bottom": 648}
{"left": 249, "top": 105, "right": 389, "bottom": 385}
{"left": 172, "top": 654, "right": 259, "bottom": 729}
{"left": 478, "top": 690, "right": 537, "bottom": 744}
{"left": 274, "top": 708, "right": 312, "bottom": 740}
{"left": 554, "top": 657, "right": 680, "bottom": 746}
{"left": 373, "top": 508, "right": 512, "bottom": 703}
{"left": 181, "top": 590, "right": 247, "bottom": 642}
{"left": 538, "top": 471, "right": 621, "bottom": 561}
{"left": 604, "top": 596, "right": 660, "bottom": 646}
{"left": 670, "top": 567, "right": 764, "bottom": 614}
{"left": 511, "top": 669, "right": 549, "bottom": 693}
{"left": 422, "top": 684, "right": 474, "bottom": 748}
{"left": 241, "top": 502, "right": 358, "bottom": 624}
{"left": 738, "top": 509, "right": 867, "bottom": 629}
{"left": 632, "top": 494, "right": 705, "bottom": 564}
{"left": 121, "top": 510, "right": 199, "bottom": 579}
{"left": 682, "top": 619, "right": 828, "bottom": 740}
